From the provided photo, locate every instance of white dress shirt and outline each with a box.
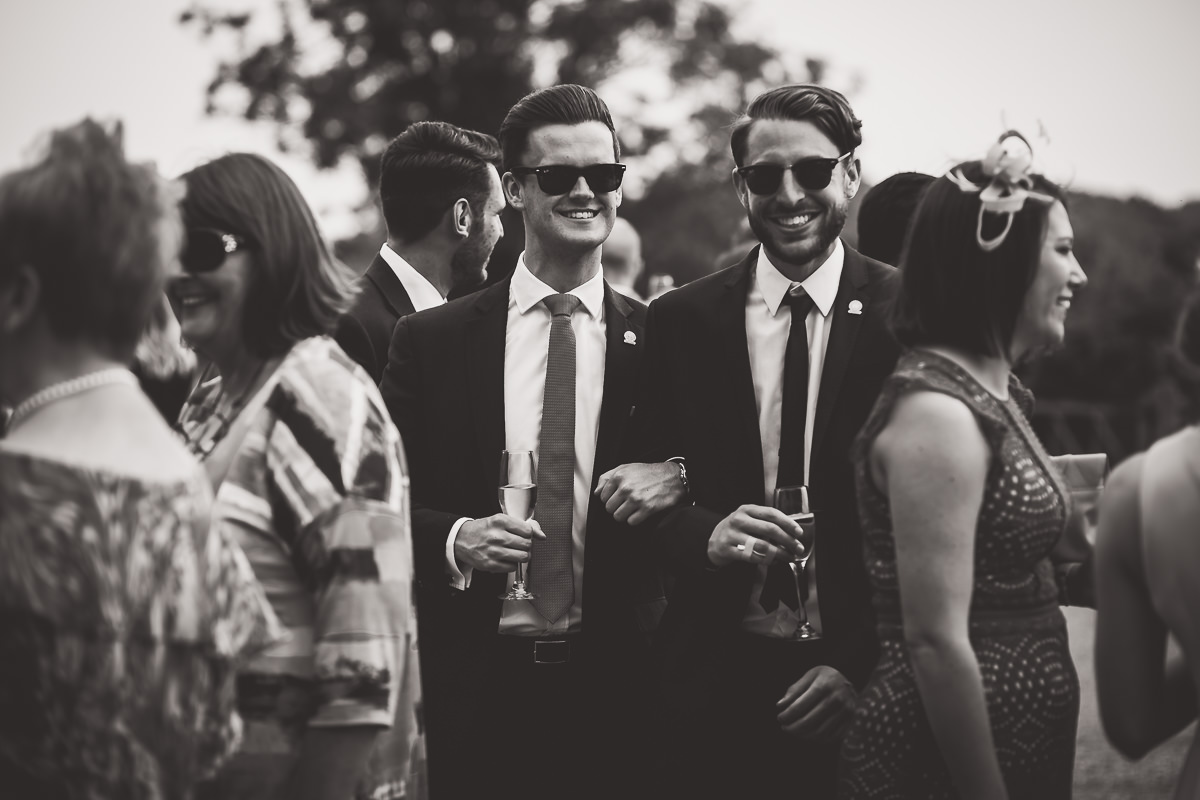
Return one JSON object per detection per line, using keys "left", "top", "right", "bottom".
{"left": 741, "top": 240, "right": 844, "bottom": 638}
{"left": 445, "top": 254, "right": 607, "bottom": 636}
{"left": 379, "top": 243, "right": 446, "bottom": 313}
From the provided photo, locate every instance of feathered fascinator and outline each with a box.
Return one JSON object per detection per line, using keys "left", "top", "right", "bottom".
{"left": 946, "top": 131, "right": 1054, "bottom": 252}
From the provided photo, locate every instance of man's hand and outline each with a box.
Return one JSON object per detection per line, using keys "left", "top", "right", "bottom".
{"left": 454, "top": 514, "right": 546, "bottom": 573}
{"left": 776, "top": 665, "right": 857, "bottom": 741}
{"left": 594, "top": 462, "right": 688, "bottom": 525}
{"left": 706, "top": 505, "right": 806, "bottom": 568}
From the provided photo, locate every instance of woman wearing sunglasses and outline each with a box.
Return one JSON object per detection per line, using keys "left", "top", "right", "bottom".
{"left": 839, "top": 133, "right": 1087, "bottom": 799}
{"left": 0, "top": 120, "right": 280, "bottom": 798}
{"left": 172, "top": 153, "right": 427, "bottom": 800}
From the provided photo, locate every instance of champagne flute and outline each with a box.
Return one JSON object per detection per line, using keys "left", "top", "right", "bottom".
{"left": 499, "top": 450, "right": 537, "bottom": 600}
{"left": 773, "top": 485, "right": 820, "bottom": 641}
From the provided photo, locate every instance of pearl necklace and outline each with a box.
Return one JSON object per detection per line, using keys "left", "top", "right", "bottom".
{"left": 7, "top": 368, "right": 139, "bottom": 431}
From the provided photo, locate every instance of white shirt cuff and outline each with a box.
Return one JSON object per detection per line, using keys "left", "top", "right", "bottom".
{"left": 446, "top": 517, "right": 473, "bottom": 590}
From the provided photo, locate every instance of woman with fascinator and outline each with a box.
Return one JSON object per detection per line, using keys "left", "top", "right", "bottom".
{"left": 171, "top": 154, "right": 426, "bottom": 800}
{"left": 838, "top": 133, "right": 1087, "bottom": 799}
{"left": 1093, "top": 288, "right": 1200, "bottom": 799}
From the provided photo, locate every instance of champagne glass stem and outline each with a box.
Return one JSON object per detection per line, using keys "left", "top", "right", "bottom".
{"left": 791, "top": 559, "right": 809, "bottom": 625}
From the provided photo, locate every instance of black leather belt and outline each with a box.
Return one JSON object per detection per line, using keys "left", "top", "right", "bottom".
{"left": 494, "top": 634, "right": 583, "bottom": 665}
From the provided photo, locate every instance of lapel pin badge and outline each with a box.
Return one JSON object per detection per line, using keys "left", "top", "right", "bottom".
{"left": 623, "top": 330, "right": 637, "bottom": 345}
{"left": 847, "top": 300, "right": 863, "bottom": 315}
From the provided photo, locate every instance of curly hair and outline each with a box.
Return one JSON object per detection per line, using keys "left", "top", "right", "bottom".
{"left": 0, "top": 118, "right": 180, "bottom": 360}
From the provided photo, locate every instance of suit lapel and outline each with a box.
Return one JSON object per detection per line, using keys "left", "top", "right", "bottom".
{"left": 466, "top": 280, "right": 510, "bottom": 491}
{"left": 719, "top": 250, "right": 767, "bottom": 499}
{"left": 592, "top": 284, "right": 640, "bottom": 482}
{"left": 811, "top": 246, "right": 870, "bottom": 465}
{"left": 366, "top": 253, "right": 417, "bottom": 317}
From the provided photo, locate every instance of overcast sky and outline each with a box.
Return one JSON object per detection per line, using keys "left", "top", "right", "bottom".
{"left": 2, "top": 0, "right": 1196, "bottom": 240}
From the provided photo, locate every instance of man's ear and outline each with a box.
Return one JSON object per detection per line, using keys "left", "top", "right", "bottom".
{"left": 0, "top": 264, "right": 41, "bottom": 335}
{"left": 502, "top": 171, "right": 524, "bottom": 211}
{"left": 844, "top": 156, "right": 862, "bottom": 202}
{"left": 451, "top": 198, "right": 472, "bottom": 239}
{"left": 731, "top": 167, "right": 751, "bottom": 211}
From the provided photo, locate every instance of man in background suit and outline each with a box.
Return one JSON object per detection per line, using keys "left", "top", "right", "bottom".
{"left": 336, "top": 121, "right": 506, "bottom": 381}
{"left": 380, "top": 84, "right": 676, "bottom": 800}
{"left": 605, "top": 84, "right": 901, "bottom": 798}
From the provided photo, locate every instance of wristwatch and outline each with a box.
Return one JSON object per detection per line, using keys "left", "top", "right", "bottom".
{"left": 667, "top": 456, "right": 690, "bottom": 497}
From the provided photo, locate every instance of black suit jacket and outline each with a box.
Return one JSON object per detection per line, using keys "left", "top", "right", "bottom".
{"left": 336, "top": 254, "right": 416, "bottom": 383}
{"left": 380, "top": 276, "right": 655, "bottom": 667}
{"left": 630, "top": 243, "right": 900, "bottom": 710}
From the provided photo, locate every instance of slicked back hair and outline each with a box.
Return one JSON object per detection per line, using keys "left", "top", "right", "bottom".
{"left": 179, "top": 153, "right": 357, "bottom": 359}
{"left": 379, "top": 121, "right": 501, "bottom": 243}
{"left": 0, "top": 118, "right": 179, "bottom": 361}
{"left": 498, "top": 84, "right": 619, "bottom": 171}
{"left": 730, "top": 84, "right": 863, "bottom": 167}
{"left": 891, "top": 161, "right": 1066, "bottom": 359}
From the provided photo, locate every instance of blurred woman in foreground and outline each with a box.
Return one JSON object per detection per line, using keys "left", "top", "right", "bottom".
{"left": 0, "top": 120, "right": 279, "bottom": 798}
{"left": 840, "top": 132, "right": 1087, "bottom": 799}
{"left": 1094, "top": 290, "right": 1200, "bottom": 799}
{"left": 172, "top": 153, "right": 426, "bottom": 800}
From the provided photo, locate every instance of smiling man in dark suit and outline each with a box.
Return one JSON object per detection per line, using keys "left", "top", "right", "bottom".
{"left": 604, "top": 84, "right": 901, "bottom": 798}
{"left": 380, "top": 84, "right": 674, "bottom": 800}
{"left": 335, "top": 121, "right": 506, "bottom": 382}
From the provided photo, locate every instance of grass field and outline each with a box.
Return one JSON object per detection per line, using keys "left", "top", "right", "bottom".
{"left": 1065, "top": 606, "right": 1194, "bottom": 798}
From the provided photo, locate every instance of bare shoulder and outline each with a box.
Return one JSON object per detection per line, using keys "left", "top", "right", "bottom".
{"left": 874, "top": 389, "right": 989, "bottom": 471}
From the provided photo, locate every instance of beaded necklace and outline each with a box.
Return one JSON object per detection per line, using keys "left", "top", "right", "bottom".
{"left": 6, "top": 368, "right": 138, "bottom": 432}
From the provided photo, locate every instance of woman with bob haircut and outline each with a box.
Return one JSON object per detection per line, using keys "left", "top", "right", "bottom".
{"left": 1094, "top": 288, "right": 1200, "bottom": 799}
{"left": 839, "top": 132, "right": 1087, "bottom": 799}
{"left": 171, "top": 153, "right": 427, "bottom": 800}
{"left": 0, "top": 119, "right": 280, "bottom": 798}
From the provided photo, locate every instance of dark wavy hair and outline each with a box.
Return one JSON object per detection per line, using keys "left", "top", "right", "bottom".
{"left": 890, "top": 161, "right": 1066, "bottom": 359}
{"left": 730, "top": 84, "right": 863, "bottom": 167}
{"left": 379, "top": 121, "right": 501, "bottom": 242}
{"left": 498, "top": 84, "right": 619, "bottom": 171}
{"left": 179, "top": 153, "right": 357, "bottom": 359}
{"left": 0, "top": 118, "right": 178, "bottom": 360}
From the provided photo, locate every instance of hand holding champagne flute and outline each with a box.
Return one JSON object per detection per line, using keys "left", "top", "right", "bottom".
{"left": 774, "top": 485, "right": 820, "bottom": 641}
{"left": 499, "top": 450, "right": 538, "bottom": 600}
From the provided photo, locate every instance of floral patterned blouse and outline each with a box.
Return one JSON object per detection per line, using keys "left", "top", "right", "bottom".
{"left": 0, "top": 450, "right": 281, "bottom": 799}
{"left": 179, "top": 336, "right": 427, "bottom": 800}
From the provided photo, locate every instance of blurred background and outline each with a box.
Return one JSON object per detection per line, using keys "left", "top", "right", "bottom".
{"left": 2, "top": 2, "right": 1198, "bottom": 791}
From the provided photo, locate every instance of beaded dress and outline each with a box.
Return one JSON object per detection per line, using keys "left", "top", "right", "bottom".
{"left": 839, "top": 350, "right": 1079, "bottom": 799}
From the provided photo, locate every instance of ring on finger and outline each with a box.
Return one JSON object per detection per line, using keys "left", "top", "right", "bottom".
{"left": 736, "top": 541, "right": 769, "bottom": 559}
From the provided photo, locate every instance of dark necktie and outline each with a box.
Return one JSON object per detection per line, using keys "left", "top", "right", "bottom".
{"left": 761, "top": 288, "right": 815, "bottom": 613}
{"left": 529, "top": 293, "right": 581, "bottom": 623}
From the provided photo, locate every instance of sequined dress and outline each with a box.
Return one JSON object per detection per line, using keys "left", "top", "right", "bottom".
{"left": 839, "top": 351, "right": 1079, "bottom": 799}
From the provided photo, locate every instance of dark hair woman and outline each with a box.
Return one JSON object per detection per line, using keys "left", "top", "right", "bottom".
{"left": 171, "top": 153, "right": 426, "bottom": 800}
{"left": 840, "top": 132, "right": 1088, "bottom": 800}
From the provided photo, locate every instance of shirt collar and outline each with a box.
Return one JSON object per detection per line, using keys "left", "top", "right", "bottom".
{"left": 754, "top": 239, "right": 845, "bottom": 318}
{"left": 511, "top": 252, "right": 606, "bottom": 319}
{"left": 379, "top": 243, "right": 446, "bottom": 312}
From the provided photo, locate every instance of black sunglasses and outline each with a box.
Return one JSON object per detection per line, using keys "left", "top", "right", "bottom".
{"left": 736, "top": 152, "right": 853, "bottom": 195}
{"left": 510, "top": 163, "right": 626, "bottom": 195}
{"left": 181, "top": 229, "right": 248, "bottom": 274}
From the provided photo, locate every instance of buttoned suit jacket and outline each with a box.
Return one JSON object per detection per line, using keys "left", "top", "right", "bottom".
{"left": 629, "top": 243, "right": 900, "bottom": 712}
{"left": 336, "top": 254, "right": 416, "bottom": 384}
{"left": 379, "top": 276, "right": 655, "bottom": 691}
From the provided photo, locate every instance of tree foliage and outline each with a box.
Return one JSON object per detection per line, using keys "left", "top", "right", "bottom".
{"left": 181, "top": 0, "right": 798, "bottom": 186}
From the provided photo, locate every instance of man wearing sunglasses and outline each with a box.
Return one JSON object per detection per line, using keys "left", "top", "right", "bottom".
{"left": 380, "top": 84, "right": 671, "bottom": 800}
{"left": 335, "top": 121, "right": 505, "bottom": 383}
{"left": 613, "top": 84, "right": 902, "bottom": 798}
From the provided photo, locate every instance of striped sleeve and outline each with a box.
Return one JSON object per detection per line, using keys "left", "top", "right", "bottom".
{"left": 263, "top": 339, "right": 415, "bottom": 728}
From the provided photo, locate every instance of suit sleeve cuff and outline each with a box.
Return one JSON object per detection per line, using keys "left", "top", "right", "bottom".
{"left": 446, "top": 517, "right": 473, "bottom": 590}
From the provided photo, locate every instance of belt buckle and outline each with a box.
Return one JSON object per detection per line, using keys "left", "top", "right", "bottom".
{"left": 533, "top": 639, "right": 569, "bottom": 664}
